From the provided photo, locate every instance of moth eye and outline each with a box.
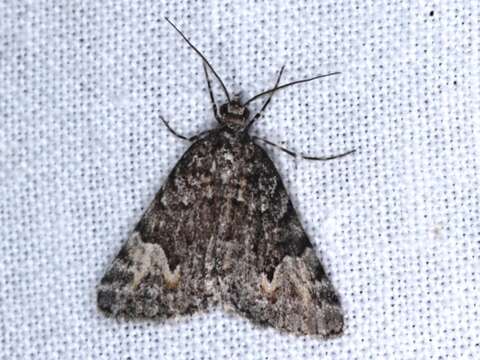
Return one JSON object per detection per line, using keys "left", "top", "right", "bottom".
{"left": 219, "top": 104, "right": 228, "bottom": 115}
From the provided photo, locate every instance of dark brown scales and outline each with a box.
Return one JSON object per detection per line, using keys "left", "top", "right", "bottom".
{"left": 98, "top": 129, "right": 344, "bottom": 337}
{"left": 97, "top": 18, "right": 351, "bottom": 337}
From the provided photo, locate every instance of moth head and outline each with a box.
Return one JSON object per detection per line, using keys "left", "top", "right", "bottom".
{"left": 166, "top": 18, "right": 342, "bottom": 137}
{"left": 219, "top": 97, "right": 250, "bottom": 131}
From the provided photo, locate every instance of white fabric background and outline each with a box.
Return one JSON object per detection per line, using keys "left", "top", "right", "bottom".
{"left": 1, "top": 1, "right": 479, "bottom": 359}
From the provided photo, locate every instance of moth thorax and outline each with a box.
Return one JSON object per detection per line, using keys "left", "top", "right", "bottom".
{"left": 219, "top": 101, "right": 250, "bottom": 130}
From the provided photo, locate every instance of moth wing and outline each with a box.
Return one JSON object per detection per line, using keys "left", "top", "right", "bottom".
{"left": 97, "top": 135, "right": 219, "bottom": 319}
{"left": 217, "top": 142, "right": 344, "bottom": 337}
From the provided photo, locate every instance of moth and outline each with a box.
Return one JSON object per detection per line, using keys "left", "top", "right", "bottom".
{"left": 97, "top": 18, "right": 355, "bottom": 337}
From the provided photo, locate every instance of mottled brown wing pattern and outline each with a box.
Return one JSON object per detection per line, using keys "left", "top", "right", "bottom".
{"left": 97, "top": 129, "right": 343, "bottom": 337}
{"left": 97, "top": 131, "right": 224, "bottom": 319}
{"left": 210, "top": 136, "right": 343, "bottom": 336}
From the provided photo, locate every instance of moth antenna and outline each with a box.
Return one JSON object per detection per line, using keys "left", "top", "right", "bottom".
{"left": 165, "top": 17, "right": 231, "bottom": 103}
{"left": 244, "top": 65, "right": 285, "bottom": 132}
{"left": 203, "top": 62, "right": 220, "bottom": 122}
{"left": 244, "top": 72, "right": 341, "bottom": 106}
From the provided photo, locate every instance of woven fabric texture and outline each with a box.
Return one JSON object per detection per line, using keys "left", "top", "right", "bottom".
{"left": 1, "top": 1, "right": 479, "bottom": 359}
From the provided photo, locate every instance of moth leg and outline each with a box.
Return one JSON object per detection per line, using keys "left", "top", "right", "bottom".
{"left": 160, "top": 116, "right": 205, "bottom": 142}
{"left": 252, "top": 136, "right": 297, "bottom": 157}
{"left": 187, "top": 129, "right": 211, "bottom": 142}
{"left": 301, "top": 149, "right": 356, "bottom": 161}
{"left": 253, "top": 135, "right": 355, "bottom": 161}
{"left": 245, "top": 65, "right": 285, "bottom": 131}
{"left": 203, "top": 62, "right": 221, "bottom": 123}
